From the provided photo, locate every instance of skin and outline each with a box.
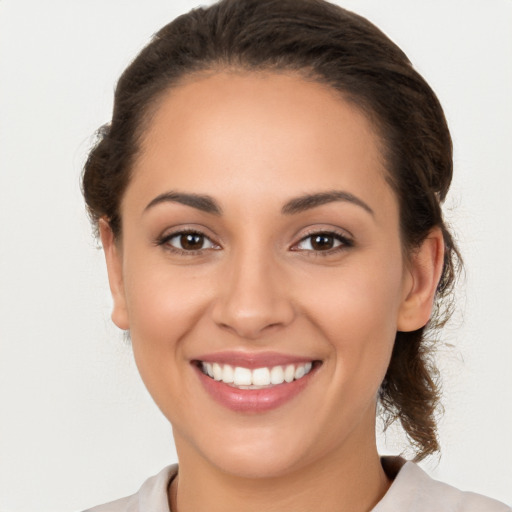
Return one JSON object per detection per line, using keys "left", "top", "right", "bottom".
{"left": 100, "top": 71, "right": 444, "bottom": 512}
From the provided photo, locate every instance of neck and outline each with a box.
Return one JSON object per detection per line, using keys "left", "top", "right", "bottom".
{"left": 170, "top": 425, "right": 391, "bottom": 512}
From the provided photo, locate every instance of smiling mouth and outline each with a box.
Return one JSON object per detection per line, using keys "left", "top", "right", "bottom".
{"left": 196, "top": 361, "right": 320, "bottom": 390}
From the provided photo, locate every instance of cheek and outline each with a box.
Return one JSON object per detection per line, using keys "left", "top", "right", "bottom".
{"left": 125, "top": 259, "right": 212, "bottom": 336}
{"left": 303, "top": 257, "right": 404, "bottom": 390}
{"left": 121, "top": 263, "right": 213, "bottom": 397}
{"left": 306, "top": 253, "right": 404, "bottom": 332}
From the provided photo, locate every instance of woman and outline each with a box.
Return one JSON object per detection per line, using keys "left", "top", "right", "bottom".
{"left": 80, "top": 0, "right": 510, "bottom": 510}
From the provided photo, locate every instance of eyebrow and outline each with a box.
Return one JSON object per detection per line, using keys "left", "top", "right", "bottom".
{"left": 281, "top": 190, "right": 374, "bottom": 216}
{"left": 143, "top": 189, "right": 373, "bottom": 217}
{"left": 144, "top": 191, "right": 222, "bottom": 215}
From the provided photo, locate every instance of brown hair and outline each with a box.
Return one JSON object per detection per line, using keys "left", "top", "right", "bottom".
{"left": 82, "top": 0, "right": 461, "bottom": 460}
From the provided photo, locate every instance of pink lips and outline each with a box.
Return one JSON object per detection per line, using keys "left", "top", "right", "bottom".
{"left": 193, "top": 351, "right": 319, "bottom": 413}
{"left": 196, "top": 351, "right": 314, "bottom": 369}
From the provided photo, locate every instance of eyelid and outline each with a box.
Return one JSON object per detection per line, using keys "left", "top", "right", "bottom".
{"left": 290, "top": 227, "right": 354, "bottom": 253}
{"left": 155, "top": 226, "right": 222, "bottom": 254}
{"left": 169, "top": 232, "right": 217, "bottom": 249}
{"left": 154, "top": 224, "right": 353, "bottom": 256}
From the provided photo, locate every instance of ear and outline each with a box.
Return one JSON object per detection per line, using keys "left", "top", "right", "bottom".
{"left": 99, "top": 218, "right": 130, "bottom": 330}
{"left": 397, "top": 227, "right": 445, "bottom": 332}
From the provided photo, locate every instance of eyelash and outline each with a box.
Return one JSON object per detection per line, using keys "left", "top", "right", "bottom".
{"left": 156, "top": 230, "right": 220, "bottom": 255}
{"left": 292, "top": 230, "right": 353, "bottom": 256}
{"left": 155, "top": 229, "right": 353, "bottom": 256}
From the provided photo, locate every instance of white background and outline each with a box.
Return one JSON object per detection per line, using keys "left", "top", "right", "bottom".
{"left": 0, "top": 1, "right": 511, "bottom": 511}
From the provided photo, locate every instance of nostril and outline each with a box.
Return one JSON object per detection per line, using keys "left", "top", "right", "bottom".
{"left": 210, "top": 273, "right": 296, "bottom": 338}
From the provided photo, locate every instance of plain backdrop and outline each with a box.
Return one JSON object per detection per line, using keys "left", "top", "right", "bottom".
{"left": 1, "top": 1, "right": 511, "bottom": 511}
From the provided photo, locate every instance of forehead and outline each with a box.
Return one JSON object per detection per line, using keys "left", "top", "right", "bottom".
{"left": 127, "top": 71, "right": 394, "bottom": 217}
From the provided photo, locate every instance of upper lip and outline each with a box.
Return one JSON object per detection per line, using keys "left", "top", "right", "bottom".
{"left": 193, "top": 351, "right": 318, "bottom": 369}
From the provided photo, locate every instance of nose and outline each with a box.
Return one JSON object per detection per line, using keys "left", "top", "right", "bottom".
{"left": 211, "top": 249, "right": 295, "bottom": 340}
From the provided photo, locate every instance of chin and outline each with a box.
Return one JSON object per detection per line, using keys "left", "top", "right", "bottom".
{"left": 206, "top": 447, "right": 310, "bottom": 480}
{"left": 178, "top": 419, "right": 337, "bottom": 481}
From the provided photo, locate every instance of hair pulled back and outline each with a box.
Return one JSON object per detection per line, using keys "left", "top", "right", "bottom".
{"left": 82, "top": 0, "right": 460, "bottom": 461}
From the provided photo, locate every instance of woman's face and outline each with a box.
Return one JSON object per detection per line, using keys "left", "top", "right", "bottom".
{"left": 103, "top": 71, "right": 429, "bottom": 478}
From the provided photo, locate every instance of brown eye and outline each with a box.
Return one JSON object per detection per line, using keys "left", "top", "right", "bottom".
{"left": 294, "top": 231, "right": 351, "bottom": 253}
{"left": 310, "top": 234, "right": 335, "bottom": 250}
{"left": 163, "top": 231, "right": 217, "bottom": 252}
{"left": 180, "top": 233, "right": 205, "bottom": 250}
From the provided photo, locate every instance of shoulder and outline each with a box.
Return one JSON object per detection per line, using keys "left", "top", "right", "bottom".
{"left": 81, "top": 464, "right": 177, "bottom": 512}
{"left": 375, "top": 457, "right": 511, "bottom": 512}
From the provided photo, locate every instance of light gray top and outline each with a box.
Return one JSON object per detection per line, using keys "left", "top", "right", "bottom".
{"left": 83, "top": 457, "right": 511, "bottom": 512}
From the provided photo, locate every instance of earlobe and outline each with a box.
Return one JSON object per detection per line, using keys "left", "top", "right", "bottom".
{"left": 99, "top": 218, "right": 130, "bottom": 330}
{"left": 397, "top": 227, "right": 445, "bottom": 332}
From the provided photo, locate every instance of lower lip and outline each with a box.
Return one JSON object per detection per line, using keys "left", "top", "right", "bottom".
{"left": 194, "top": 365, "right": 317, "bottom": 413}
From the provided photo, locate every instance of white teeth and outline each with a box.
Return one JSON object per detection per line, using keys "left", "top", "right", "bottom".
{"left": 233, "top": 366, "right": 252, "bottom": 386}
{"left": 294, "top": 366, "right": 305, "bottom": 380}
{"left": 222, "top": 364, "right": 234, "bottom": 383}
{"left": 212, "top": 363, "right": 223, "bottom": 381}
{"left": 252, "top": 367, "right": 270, "bottom": 386}
{"left": 200, "top": 361, "right": 314, "bottom": 388}
{"left": 270, "top": 365, "right": 285, "bottom": 385}
{"left": 284, "top": 364, "right": 295, "bottom": 383}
